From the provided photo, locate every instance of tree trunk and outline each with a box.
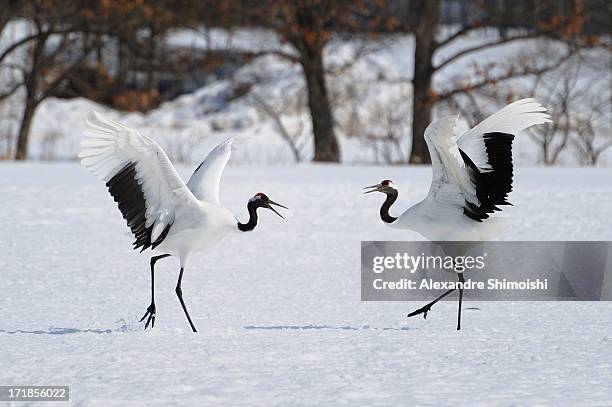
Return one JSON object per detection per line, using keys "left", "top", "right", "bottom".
{"left": 301, "top": 47, "right": 340, "bottom": 162}
{"left": 15, "top": 100, "right": 36, "bottom": 160}
{"left": 15, "top": 32, "right": 47, "bottom": 160}
{"left": 410, "top": 0, "right": 440, "bottom": 164}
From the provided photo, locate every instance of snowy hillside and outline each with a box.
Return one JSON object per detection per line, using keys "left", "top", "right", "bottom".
{"left": 1, "top": 163, "right": 611, "bottom": 405}
{"left": 0, "top": 27, "right": 606, "bottom": 165}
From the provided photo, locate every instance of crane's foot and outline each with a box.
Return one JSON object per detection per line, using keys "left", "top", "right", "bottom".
{"left": 407, "top": 304, "right": 432, "bottom": 320}
{"left": 139, "top": 303, "right": 156, "bottom": 329}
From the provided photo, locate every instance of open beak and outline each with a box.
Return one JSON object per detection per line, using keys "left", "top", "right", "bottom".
{"left": 267, "top": 200, "right": 288, "bottom": 219}
{"left": 364, "top": 184, "right": 382, "bottom": 194}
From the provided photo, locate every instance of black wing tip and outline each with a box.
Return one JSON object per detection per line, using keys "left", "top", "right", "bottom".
{"left": 107, "top": 162, "right": 172, "bottom": 252}
{"left": 459, "top": 132, "right": 515, "bottom": 222}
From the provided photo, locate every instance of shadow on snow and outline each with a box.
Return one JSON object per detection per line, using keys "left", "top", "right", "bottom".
{"left": 243, "top": 324, "right": 412, "bottom": 331}
{"left": 0, "top": 327, "right": 112, "bottom": 335}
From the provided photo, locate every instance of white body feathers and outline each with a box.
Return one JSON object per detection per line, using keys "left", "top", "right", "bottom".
{"left": 389, "top": 98, "right": 551, "bottom": 240}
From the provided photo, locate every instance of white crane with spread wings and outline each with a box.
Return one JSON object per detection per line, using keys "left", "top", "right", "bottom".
{"left": 364, "top": 98, "right": 551, "bottom": 329}
{"left": 80, "top": 113, "right": 287, "bottom": 332}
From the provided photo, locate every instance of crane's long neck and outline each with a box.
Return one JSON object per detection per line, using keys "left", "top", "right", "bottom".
{"left": 237, "top": 200, "right": 259, "bottom": 232}
{"left": 380, "top": 189, "right": 398, "bottom": 224}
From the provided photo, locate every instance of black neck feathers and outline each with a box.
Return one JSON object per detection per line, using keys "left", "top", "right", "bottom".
{"left": 380, "top": 189, "right": 398, "bottom": 224}
{"left": 237, "top": 200, "right": 260, "bottom": 232}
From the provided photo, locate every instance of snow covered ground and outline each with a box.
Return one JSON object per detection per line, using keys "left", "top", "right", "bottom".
{"left": 1, "top": 162, "right": 611, "bottom": 405}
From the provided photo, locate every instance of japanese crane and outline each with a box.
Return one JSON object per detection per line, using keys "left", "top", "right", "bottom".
{"left": 364, "top": 98, "right": 551, "bottom": 329}
{"left": 80, "top": 113, "right": 287, "bottom": 332}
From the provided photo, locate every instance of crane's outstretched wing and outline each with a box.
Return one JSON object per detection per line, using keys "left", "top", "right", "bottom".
{"left": 424, "top": 115, "right": 479, "bottom": 220}
{"left": 424, "top": 98, "right": 551, "bottom": 222}
{"left": 186, "top": 137, "right": 234, "bottom": 205}
{"left": 79, "top": 112, "right": 199, "bottom": 251}
{"left": 457, "top": 98, "right": 551, "bottom": 171}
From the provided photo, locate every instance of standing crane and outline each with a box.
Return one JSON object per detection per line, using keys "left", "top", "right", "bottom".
{"left": 80, "top": 113, "right": 287, "bottom": 332}
{"left": 365, "top": 98, "right": 551, "bottom": 329}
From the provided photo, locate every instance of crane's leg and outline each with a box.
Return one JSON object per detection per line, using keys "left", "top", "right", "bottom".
{"left": 407, "top": 288, "right": 455, "bottom": 320}
{"left": 140, "top": 254, "right": 170, "bottom": 330}
{"left": 457, "top": 273, "right": 464, "bottom": 331}
{"left": 175, "top": 267, "right": 197, "bottom": 332}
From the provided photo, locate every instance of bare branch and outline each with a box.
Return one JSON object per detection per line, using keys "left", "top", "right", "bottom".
{"left": 0, "top": 82, "right": 21, "bottom": 102}
{"left": 435, "top": 33, "right": 540, "bottom": 72}
{"left": 40, "top": 37, "right": 100, "bottom": 101}
{"left": 249, "top": 49, "right": 301, "bottom": 64}
{"left": 250, "top": 93, "right": 302, "bottom": 162}
{"left": 437, "top": 51, "right": 574, "bottom": 101}
{"left": 0, "top": 33, "right": 41, "bottom": 65}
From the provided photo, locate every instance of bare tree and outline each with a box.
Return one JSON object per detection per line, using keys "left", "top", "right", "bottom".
{"left": 568, "top": 52, "right": 612, "bottom": 165}
{"left": 406, "top": 0, "right": 601, "bottom": 163}
{"left": 0, "top": 0, "right": 183, "bottom": 159}
{"left": 523, "top": 46, "right": 611, "bottom": 165}
{"left": 212, "top": 0, "right": 392, "bottom": 162}
{"left": 409, "top": 0, "right": 440, "bottom": 164}
{"left": 250, "top": 90, "right": 309, "bottom": 162}
{"left": 0, "top": 1, "right": 105, "bottom": 159}
{"left": 353, "top": 91, "right": 411, "bottom": 164}
{"left": 0, "top": 101, "right": 20, "bottom": 158}
{"left": 526, "top": 59, "right": 576, "bottom": 165}
{"left": 571, "top": 115, "right": 612, "bottom": 165}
